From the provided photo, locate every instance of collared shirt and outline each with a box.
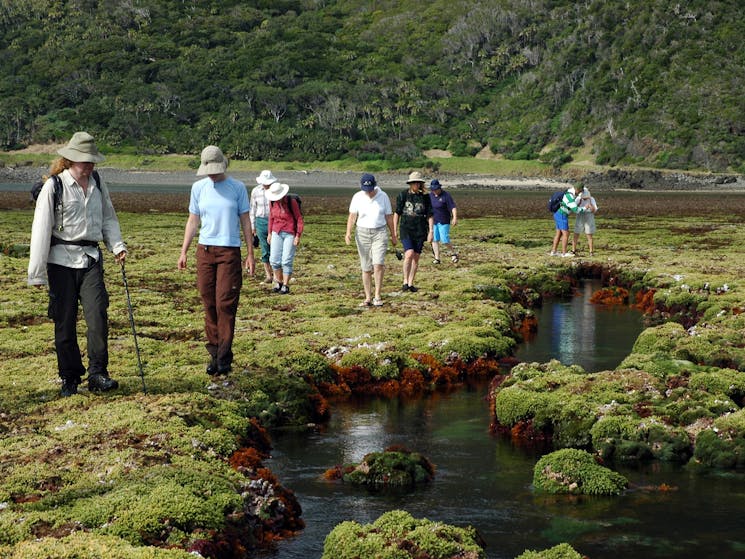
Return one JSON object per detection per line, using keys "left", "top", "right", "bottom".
{"left": 349, "top": 187, "right": 392, "bottom": 229}
{"left": 250, "top": 184, "right": 271, "bottom": 228}
{"left": 28, "top": 169, "right": 126, "bottom": 285}
{"left": 268, "top": 195, "right": 304, "bottom": 237}
{"left": 189, "top": 175, "right": 250, "bottom": 247}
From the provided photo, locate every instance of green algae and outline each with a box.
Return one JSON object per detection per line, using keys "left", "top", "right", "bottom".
{"left": 339, "top": 448, "right": 435, "bottom": 487}
{"left": 4, "top": 204, "right": 745, "bottom": 558}
{"left": 533, "top": 449, "right": 628, "bottom": 496}
{"left": 515, "top": 543, "right": 584, "bottom": 559}
{"left": 321, "top": 510, "right": 484, "bottom": 559}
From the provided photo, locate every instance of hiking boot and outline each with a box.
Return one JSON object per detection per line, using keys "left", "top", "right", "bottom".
{"left": 408, "top": 285, "right": 418, "bottom": 293}
{"left": 60, "top": 378, "right": 79, "bottom": 397}
{"left": 206, "top": 358, "right": 218, "bottom": 375}
{"left": 402, "top": 283, "right": 410, "bottom": 292}
{"left": 88, "top": 373, "right": 119, "bottom": 392}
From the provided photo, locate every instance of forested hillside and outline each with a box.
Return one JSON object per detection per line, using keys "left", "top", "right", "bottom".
{"left": 1, "top": 0, "right": 744, "bottom": 171}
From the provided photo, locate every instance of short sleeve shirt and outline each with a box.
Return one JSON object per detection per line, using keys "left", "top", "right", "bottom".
{"left": 395, "top": 189, "right": 432, "bottom": 242}
{"left": 349, "top": 188, "right": 392, "bottom": 229}
{"left": 189, "top": 176, "right": 249, "bottom": 247}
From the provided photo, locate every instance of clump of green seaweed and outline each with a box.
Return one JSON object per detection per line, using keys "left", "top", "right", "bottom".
{"left": 321, "top": 509, "right": 485, "bottom": 559}
{"left": 324, "top": 445, "right": 435, "bottom": 487}
{"left": 533, "top": 448, "right": 628, "bottom": 496}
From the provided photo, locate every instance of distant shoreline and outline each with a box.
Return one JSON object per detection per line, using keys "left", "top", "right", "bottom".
{"left": 1, "top": 164, "right": 743, "bottom": 192}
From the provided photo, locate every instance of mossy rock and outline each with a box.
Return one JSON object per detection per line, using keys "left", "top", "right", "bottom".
{"left": 630, "top": 322, "right": 687, "bottom": 355}
{"left": 692, "top": 408, "right": 745, "bottom": 469}
{"left": 0, "top": 532, "right": 194, "bottom": 559}
{"left": 321, "top": 510, "right": 485, "bottom": 559}
{"left": 341, "top": 447, "right": 435, "bottom": 487}
{"left": 591, "top": 415, "right": 693, "bottom": 462}
{"left": 533, "top": 448, "right": 628, "bottom": 496}
{"left": 516, "top": 542, "right": 584, "bottom": 559}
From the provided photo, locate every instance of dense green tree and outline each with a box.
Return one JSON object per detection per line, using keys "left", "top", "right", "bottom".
{"left": 0, "top": 0, "right": 744, "bottom": 170}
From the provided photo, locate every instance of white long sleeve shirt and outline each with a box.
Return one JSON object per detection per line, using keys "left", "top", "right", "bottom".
{"left": 28, "top": 169, "right": 126, "bottom": 286}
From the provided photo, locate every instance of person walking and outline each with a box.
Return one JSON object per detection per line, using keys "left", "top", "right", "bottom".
{"left": 266, "top": 182, "right": 304, "bottom": 294}
{"left": 28, "top": 131, "right": 127, "bottom": 397}
{"left": 550, "top": 184, "right": 587, "bottom": 257}
{"left": 428, "top": 179, "right": 459, "bottom": 264}
{"left": 251, "top": 169, "right": 277, "bottom": 284}
{"left": 178, "top": 145, "right": 255, "bottom": 375}
{"left": 345, "top": 173, "right": 397, "bottom": 307}
{"left": 394, "top": 171, "right": 433, "bottom": 292}
{"left": 572, "top": 187, "right": 598, "bottom": 256}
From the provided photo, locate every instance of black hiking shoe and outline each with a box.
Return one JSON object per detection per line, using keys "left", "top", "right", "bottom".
{"left": 60, "top": 378, "right": 79, "bottom": 397}
{"left": 88, "top": 373, "right": 119, "bottom": 392}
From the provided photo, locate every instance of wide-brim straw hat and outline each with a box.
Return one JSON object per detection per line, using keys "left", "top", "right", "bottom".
{"left": 406, "top": 171, "right": 425, "bottom": 184}
{"left": 265, "top": 182, "right": 289, "bottom": 201}
{"left": 197, "top": 145, "right": 228, "bottom": 176}
{"left": 57, "top": 132, "right": 105, "bottom": 163}
{"left": 256, "top": 169, "right": 278, "bottom": 185}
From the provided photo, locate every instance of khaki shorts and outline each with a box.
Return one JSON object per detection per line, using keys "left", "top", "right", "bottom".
{"left": 356, "top": 226, "right": 388, "bottom": 271}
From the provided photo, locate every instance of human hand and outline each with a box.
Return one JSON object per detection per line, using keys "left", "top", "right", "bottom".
{"left": 115, "top": 250, "right": 127, "bottom": 265}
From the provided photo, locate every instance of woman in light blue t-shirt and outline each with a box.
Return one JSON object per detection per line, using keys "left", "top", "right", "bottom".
{"left": 178, "top": 145, "right": 255, "bottom": 375}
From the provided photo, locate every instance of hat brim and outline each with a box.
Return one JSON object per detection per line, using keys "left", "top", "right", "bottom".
{"left": 265, "top": 184, "right": 290, "bottom": 201}
{"left": 256, "top": 175, "right": 277, "bottom": 185}
{"left": 406, "top": 179, "right": 425, "bottom": 184}
{"left": 57, "top": 147, "right": 105, "bottom": 163}
{"left": 196, "top": 161, "right": 228, "bottom": 176}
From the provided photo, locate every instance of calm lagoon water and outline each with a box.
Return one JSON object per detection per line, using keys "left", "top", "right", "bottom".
{"left": 261, "top": 283, "right": 745, "bottom": 559}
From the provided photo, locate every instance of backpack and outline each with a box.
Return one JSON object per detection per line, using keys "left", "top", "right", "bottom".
{"left": 547, "top": 190, "right": 564, "bottom": 213}
{"left": 287, "top": 193, "right": 303, "bottom": 218}
{"left": 30, "top": 170, "right": 101, "bottom": 207}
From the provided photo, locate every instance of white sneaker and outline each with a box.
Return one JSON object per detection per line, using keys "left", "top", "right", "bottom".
{"left": 562, "top": 251, "right": 575, "bottom": 258}
{"left": 549, "top": 251, "right": 558, "bottom": 256}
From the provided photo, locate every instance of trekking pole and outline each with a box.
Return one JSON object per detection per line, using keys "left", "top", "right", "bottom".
{"left": 121, "top": 262, "right": 147, "bottom": 394}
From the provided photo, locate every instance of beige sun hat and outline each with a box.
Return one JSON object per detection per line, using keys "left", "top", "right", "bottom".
{"left": 256, "top": 169, "right": 278, "bottom": 185}
{"left": 265, "top": 182, "right": 289, "bottom": 202}
{"left": 196, "top": 145, "right": 228, "bottom": 176}
{"left": 57, "top": 132, "right": 105, "bottom": 163}
{"left": 406, "top": 171, "right": 425, "bottom": 184}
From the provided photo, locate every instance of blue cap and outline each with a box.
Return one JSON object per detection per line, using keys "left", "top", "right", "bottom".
{"left": 430, "top": 179, "right": 442, "bottom": 190}
{"left": 360, "top": 173, "right": 377, "bottom": 191}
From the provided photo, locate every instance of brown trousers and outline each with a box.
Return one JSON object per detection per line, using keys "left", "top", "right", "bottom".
{"left": 196, "top": 244, "right": 243, "bottom": 368}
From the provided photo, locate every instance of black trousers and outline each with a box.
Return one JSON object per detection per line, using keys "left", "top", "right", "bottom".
{"left": 47, "top": 254, "right": 110, "bottom": 382}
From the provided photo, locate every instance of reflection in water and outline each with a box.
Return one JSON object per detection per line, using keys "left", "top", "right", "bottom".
{"left": 517, "top": 278, "right": 641, "bottom": 372}
{"left": 262, "top": 282, "right": 745, "bottom": 559}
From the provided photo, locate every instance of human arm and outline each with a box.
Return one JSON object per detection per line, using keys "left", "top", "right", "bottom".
{"left": 177, "top": 213, "right": 200, "bottom": 270}
{"left": 451, "top": 207, "right": 458, "bottom": 226}
{"left": 386, "top": 213, "right": 397, "bottom": 245}
{"left": 27, "top": 178, "right": 55, "bottom": 286}
{"left": 427, "top": 216, "right": 434, "bottom": 243}
{"left": 240, "top": 211, "right": 255, "bottom": 275}
{"left": 345, "top": 212, "right": 357, "bottom": 245}
{"left": 100, "top": 181, "right": 127, "bottom": 263}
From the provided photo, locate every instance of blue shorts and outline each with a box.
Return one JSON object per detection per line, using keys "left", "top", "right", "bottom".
{"left": 553, "top": 211, "right": 569, "bottom": 231}
{"left": 401, "top": 236, "right": 425, "bottom": 254}
{"left": 433, "top": 223, "right": 451, "bottom": 243}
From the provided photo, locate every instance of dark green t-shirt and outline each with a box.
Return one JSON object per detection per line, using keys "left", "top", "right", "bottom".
{"left": 395, "top": 189, "right": 432, "bottom": 241}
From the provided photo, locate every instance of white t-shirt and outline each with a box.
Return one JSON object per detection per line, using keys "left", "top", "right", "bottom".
{"left": 349, "top": 188, "right": 392, "bottom": 229}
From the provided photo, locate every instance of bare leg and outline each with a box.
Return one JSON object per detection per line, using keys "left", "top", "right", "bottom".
{"left": 432, "top": 241, "right": 440, "bottom": 261}
{"left": 587, "top": 234, "right": 594, "bottom": 254}
{"left": 551, "top": 230, "right": 562, "bottom": 253}
{"left": 372, "top": 265, "right": 384, "bottom": 300}
{"left": 572, "top": 232, "right": 579, "bottom": 253}
{"left": 405, "top": 251, "right": 421, "bottom": 287}
{"left": 560, "top": 230, "right": 569, "bottom": 253}
{"left": 361, "top": 270, "right": 372, "bottom": 302}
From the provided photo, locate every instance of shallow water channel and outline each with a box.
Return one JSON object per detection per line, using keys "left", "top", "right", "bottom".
{"left": 262, "top": 280, "right": 745, "bottom": 559}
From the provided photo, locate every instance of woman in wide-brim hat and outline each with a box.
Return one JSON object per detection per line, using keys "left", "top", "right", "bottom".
{"left": 250, "top": 170, "right": 279, "bottom": 284}
{"left": 28, "top": 131, "right": 127, "bottom": 397}
{"left": 178, "top": 145, "right": 256, "bottom": 376}
{"left": 266, "top": 182, "right": 304, "bottom": 294}
{"left": 393, "top": 171, "right": 433, "bottom": 293}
